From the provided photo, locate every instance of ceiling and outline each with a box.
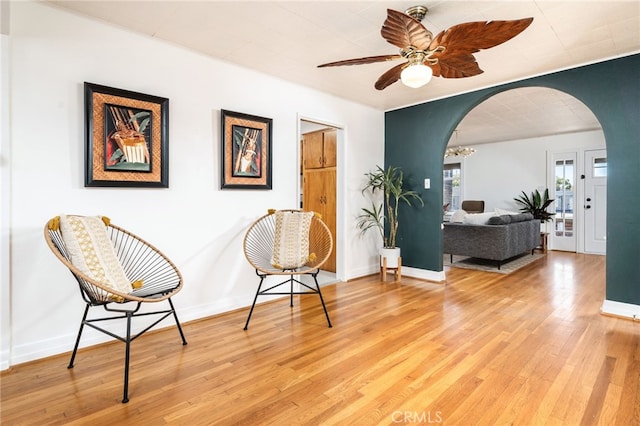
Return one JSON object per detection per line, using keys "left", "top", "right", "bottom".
{"left": 45, "top": 1, "right": 639, "bottom": 145}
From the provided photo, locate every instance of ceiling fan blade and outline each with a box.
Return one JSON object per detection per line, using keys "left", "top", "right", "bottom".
{"left": 374, "top": 62, "right": 407, "bottom": 90}
{"left": 381, "top": 9, "right": 433, "bottom": 51}
{"left": 318, "top": 54, "right": 402, "bottom": 68}
{"left": 435, "top": 54, "right": 484, "bottom": 78}
{"left": 429, "top": 18, "right": 533, "bottom": 57}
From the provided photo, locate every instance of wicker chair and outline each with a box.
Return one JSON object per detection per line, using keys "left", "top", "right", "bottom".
{"left": 242, "top": 209, "right": 333, "bottom": 330}
{"left": 44, "top": 215, "right": 187, "bottom": 403}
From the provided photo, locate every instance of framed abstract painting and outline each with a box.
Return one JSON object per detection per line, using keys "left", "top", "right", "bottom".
{"left": 221, "top": 109, "right": 272, "bottom": 190}
{"left": 84, "top": 82, "right": 169, "bottom": 187}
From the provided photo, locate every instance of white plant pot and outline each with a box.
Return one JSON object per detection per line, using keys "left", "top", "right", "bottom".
{"left": 380, "top": 247, "right": 401, "bottom": 268}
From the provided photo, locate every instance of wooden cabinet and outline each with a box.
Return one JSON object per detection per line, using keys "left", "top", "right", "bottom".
{"left": 303, "top": 169, "right": 336, "bottom": 272}
{"left": 301, "top": 128, "right": 336, "bottom": 272}
{"left": 302, "top": 129, "right": 336, "bottom": 169}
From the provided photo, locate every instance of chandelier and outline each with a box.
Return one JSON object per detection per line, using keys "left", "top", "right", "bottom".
{"left": 445, "top": 130, "right": 476, "bottom": 158}
{"left": 444, "top": 146, "right": 476, "bottom": 158}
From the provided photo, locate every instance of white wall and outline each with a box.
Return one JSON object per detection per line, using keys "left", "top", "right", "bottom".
{"left": 456, "top": 130, "right": 605, "bottom": 212}
{"left": 4, "top": 2, "right": 384, "bottom": 367}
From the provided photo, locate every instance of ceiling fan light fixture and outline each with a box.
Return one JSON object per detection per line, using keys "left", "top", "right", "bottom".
{"left": 405, "top": 5, "right": 428, "bottom": 22}
{"left": 400, "top": 63, "right": 433, "bottom": 88}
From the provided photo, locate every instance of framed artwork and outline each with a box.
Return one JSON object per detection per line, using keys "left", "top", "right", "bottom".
{"left": 84, "top": 82, "right": 169, "bottom": 187}
{"left": 221, "top": 109, "right": 272, "bottom": 190}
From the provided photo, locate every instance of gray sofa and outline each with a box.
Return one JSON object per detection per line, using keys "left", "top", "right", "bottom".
{"left": 443, "top": 213, "right": 540, "bottom": 269}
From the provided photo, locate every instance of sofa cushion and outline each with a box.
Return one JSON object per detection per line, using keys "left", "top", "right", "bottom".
{"left": 509, "top": 213, "right": 534, "bottom": 223}
{"left": 494, "top": 208, "right": 520, "bottom": 215}
{"left": 463, "top": 212, "right": 496, "bottom": 225}
{"left": 451, "top": 209, "right": 467, "bottom": 223}
{"left": 488, "top": 214, "right": 512, "bottom": 225}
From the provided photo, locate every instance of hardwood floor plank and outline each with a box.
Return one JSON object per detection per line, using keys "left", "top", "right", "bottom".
{"left": 2, "top": 252, "right": 638, "bottom": 425}
{"left": 580, "top": 356, "right": 616, "bottom": 425}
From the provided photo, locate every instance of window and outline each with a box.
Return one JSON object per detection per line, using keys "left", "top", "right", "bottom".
{"left": 593, "top": 157, "right": 607, "bottom": 177}
{"left": 443, "top": 163, "right": 461, "bottom": 212}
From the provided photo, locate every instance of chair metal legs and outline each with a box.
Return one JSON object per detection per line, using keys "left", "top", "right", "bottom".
{"left": 244, "top": 269, "right": 332, "bottom": 330}
{"left": 67, "top": 298, "right": 187, "bottom": 403}
{"left": 313, "top": 273, "right": 332, "bottom": 328}
{"left": 123, "top": 311, "right": 132, "bottom": 403}
{"left": 68, "top": 304, "right": 90, "bottom": 369}
{"left": 244, "top": 274, "right": 265, "bottom": 330}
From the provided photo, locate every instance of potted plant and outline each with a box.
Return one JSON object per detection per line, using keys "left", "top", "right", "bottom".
{"left": 514, "top": 188, "right": 555, "bottom": 222}
{"left": 356, "top": 165, "right": 424, "bottom": 267}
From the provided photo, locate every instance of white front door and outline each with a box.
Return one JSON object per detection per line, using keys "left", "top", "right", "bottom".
{"left": 584, "top": 149, "right": 607, "bottom": 254}
{"left": 551, "top": 152, "right": 577, "bottom": 251}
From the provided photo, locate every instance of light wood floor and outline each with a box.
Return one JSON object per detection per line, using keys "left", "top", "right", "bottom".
{"left": 2, "top": 251, "right": 639, "bottom": 425}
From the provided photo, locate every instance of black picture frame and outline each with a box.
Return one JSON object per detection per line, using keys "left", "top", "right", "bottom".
{"left": 221, "top": 109, "right": 272, "bottom": 190}
{"left": 84, "top": 82, "right": 169, "bottom": 188}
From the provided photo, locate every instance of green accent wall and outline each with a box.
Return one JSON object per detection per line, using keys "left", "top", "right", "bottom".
{"left": 385, "top": 54, "right": 640, "bottom": 305}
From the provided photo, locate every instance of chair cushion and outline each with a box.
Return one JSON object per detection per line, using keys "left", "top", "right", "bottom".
{"left": 271, "top": 211, "right": 314, "bottom": 269}
{"left": 59, "top": 215, "right": 132, "bottom": 295}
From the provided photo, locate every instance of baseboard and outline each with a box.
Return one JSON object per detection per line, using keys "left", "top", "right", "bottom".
{"left": 346, "top": 265, "right": 380, "bottom": 281}
{"left": 348, "top": 264, "right": 445, "bottom": 283}
{"left": 600, "top": 299, "right": 640, "bottom": 321}
{"left": 402, "top": 266, "right": 446, "bottom": 282}
{"left": 1, "top": 349, "right": 9, "bottom": 371}
{"left": 4, "top": 301, "right": 242, "bottom": 368}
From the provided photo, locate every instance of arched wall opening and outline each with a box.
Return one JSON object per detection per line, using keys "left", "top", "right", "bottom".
{"left": 385, "top": 54, "right": 640, "bottom": 313}
{"left": 442, "top": 87, "right": 605, "bottom": 255}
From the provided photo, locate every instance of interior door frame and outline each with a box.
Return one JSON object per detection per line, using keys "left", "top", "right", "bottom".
{"left": 547, "top": 146, "right": 606, "bottom": 254}
{"left": 548, "top": 151, "right": 578, "bottom": 252}
{"left": 297, "top": 114, "right": 345, "bottom": 282}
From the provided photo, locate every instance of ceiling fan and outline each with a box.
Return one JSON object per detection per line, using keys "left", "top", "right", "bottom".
{"left": 318, "top": 6, "right": 533, "bottom": 90}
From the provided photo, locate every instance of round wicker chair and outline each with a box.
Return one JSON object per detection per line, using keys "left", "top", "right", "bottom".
{"left": 44, "top": 215, "right": 187, "bottom": 403}
{"left": 242, "top": 209, "right": 333, "bottom": 329}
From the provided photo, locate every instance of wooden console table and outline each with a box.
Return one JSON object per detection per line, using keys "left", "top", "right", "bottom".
{"left": 539, "top": 232, "right": 549, "bottom": 252}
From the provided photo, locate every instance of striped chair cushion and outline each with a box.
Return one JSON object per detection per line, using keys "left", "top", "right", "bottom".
{"left": 271, "top": 211, "right": 313, "bottom": 269}
{"left": 59, "top": 215, "right": 132, "bottom": 295}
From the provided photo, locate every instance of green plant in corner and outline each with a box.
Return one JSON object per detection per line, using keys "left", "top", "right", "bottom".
{"left": 356, "top": 165, "right": 424, "bottom": 248}
{"left": 514, "top": 188, "right": 555, "bottom": 222}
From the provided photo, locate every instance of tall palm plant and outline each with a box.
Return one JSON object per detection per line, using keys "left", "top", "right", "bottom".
{"left": 356, "top": 165, "right": 424, "bottom": 248}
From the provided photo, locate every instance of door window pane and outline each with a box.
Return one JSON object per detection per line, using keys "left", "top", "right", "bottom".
{"left": 593, "top": 157, "right": 607, "bottom": 177}
{"left": 555, "top": 159, "right": 574, "bottom": 237}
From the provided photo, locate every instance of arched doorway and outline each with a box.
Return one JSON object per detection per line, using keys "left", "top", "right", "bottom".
{"left": 443, "top": 87, "right": 605, "bottom": 254}
{"left": 384, "top": 54, "right": 640, "bottom": 316}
